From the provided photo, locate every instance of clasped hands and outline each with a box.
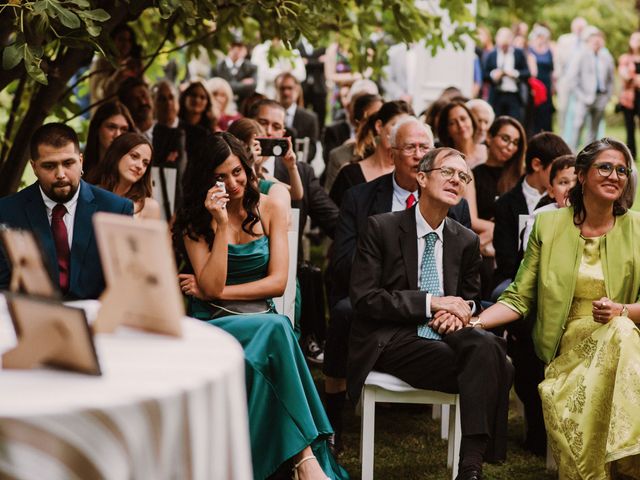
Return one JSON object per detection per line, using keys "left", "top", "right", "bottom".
{"left": 592, "top": 297, "right": 624, "bottom": 324}
{"left": 428, "top": 296, "right": 472, "bottom": 335}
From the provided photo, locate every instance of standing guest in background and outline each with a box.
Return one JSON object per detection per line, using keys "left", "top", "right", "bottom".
{"left": 528, "top": 25, "right": 554, "bottom": 133}
{"left": 87, "top": 132, "right": 160, "bottom": 220}
{"left": 208, "top": 77, "right": 242, "bottom": 131}
{"left": 466, "top": 99, "right": 495, "bottom": 144}
{"left": 329, "top": 100, "right": 412, "bottom": 208}
{"left": 0, "top": 123, "right": 133, "bottom": 299}
{"left": 173, "top": 132, "right": 348, "bottom": 480}
{"left": 179, "top": 81, "right": 218, "bottom": 134}
{"left": 618, "top": 31, "right": 640, "bottom": 160}
{"left": 211, "top": 37, "right": 258, "bottom": 107}
{"left": 483, "top": 27, "right": 530, "bottom": 123}
{"left": 298, "top": 37, "right": 328, "bottom": 131}
{"left": 555, "top": 17, "right": 588, "bottom": 135}
{"left": 324, "top": 93, "right": 383, "bottom": 192}
{"left": 276, "top": 72, "right": 320, "bottom": 162}
{"left": 476, "top": 138, "right": 640, "bottom": 479}
{"left": 83, "top": 100, "right": 136, "bottom": 180}
{"left": 565, "top": 27, "right": 614, "bottom": 152}
{"left": 117, "top": 77, "right": 155, "bottom": 139}
{"left": 252, "top": 38, "right": 306, "bottom": 101}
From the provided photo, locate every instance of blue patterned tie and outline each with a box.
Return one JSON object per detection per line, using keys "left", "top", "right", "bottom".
{"left": 417, "top": 232, "right": 442, "bottom": 340}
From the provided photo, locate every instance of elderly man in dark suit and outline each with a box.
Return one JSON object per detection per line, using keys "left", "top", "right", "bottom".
{"left": 0, "top": 123, "right": 133, "bottom": 299}
{"left": 276, "top": 72, "right": 320, "bottom": 162}
{"left": 322, "top": 117, "right": 471, "bottom": 453}
{"left": 348, "top": 147, "right": 512, "bottom": 480}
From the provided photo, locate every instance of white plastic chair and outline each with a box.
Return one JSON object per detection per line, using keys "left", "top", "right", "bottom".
{"left": 360, "top": 371, "right": 461, "bottom": 480}
{"left": 272, "top": 208, "right": 299, "bottom": 327}
{"left": 295, "top": 137, "right": 310, "bottom": 163}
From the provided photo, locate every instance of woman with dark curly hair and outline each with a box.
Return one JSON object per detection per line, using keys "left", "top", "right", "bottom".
{"left": 87, "top": 132, "right": 160, "bottom": 219}
{"left": 172, "top": 133, "right": 347, "bottom": 480}
{"left": 83, "top": 101, "right": 136, "bottom": 179}
{"left": 475, "top": 138, "right": 640, "bottom": 479}
{"left": 179, "top": 81, "right": 218, "bottom": 133}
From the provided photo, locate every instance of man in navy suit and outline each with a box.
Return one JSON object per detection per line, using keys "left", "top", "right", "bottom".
{"left": 483, "top": 28, "right": 530, "bottom": 123}
{"left": 0, "top": 123, "right": 133, "bottom": 299}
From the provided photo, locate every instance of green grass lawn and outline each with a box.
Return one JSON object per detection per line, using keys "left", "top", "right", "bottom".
{"left": 309, "top": 365, "right": 555, "bottom": 480}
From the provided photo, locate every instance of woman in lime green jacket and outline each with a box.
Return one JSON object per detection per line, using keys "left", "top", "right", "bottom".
{"left": 476, "top": 138, "right": 640, "bottom": 479}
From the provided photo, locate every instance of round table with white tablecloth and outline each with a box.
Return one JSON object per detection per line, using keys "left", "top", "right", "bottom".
{"left": 0, "top": 295, "right": 253, "bottom": 480}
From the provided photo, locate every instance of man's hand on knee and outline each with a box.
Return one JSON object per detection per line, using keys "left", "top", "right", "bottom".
{"left": 429, "top": 310, "right": 465, "bottom": 335}
{"left": 430, "top": 296, "right": 471, "bottom": 324}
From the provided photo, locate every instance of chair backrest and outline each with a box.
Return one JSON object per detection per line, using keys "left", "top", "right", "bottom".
{"left": 295, "top": 138, "right": 310, "bottom": 163}
{"left": 272, "top": 208, "right": 299, "bottom": 326}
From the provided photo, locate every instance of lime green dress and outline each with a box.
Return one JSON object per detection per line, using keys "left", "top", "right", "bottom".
{"left": 539, "top": 237, "right": 640, "bottom": 480}
{"left": 188, "top": 236, "right": 348, "bottom": 480}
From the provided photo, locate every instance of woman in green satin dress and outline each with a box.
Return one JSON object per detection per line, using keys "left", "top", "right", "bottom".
{"left": 172, "top": 132, "right": 347, "bottom": 480}
{"left": 475, "top": 138, "right": 640, "bottom": 479}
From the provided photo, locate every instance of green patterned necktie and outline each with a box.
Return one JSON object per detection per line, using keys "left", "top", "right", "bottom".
{"left": 417, "top": 232, "right": 442, "bottom": 340}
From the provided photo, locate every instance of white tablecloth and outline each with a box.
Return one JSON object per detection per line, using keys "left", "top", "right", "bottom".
{"left": 0, "top": 296, "right": 252, "bottom": 480}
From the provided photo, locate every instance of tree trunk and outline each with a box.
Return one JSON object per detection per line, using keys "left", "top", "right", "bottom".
{"left": 0, "top": 47, "right": 93, "bottom": 196}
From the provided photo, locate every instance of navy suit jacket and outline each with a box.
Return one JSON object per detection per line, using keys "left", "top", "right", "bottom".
{"left": 0, "top": 180, "right": 133, "bottom": 299}
{"left": 493, "top": 178, "right": 528, "bottom": 285}
{"left": 482, "top": 48, "right": 530, "bottom": 105}
{"left": 329, "top": 172, "right": 472, "bottom": 303}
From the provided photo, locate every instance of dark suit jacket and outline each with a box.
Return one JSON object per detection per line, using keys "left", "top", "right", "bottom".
{"left": 347, "top": 209, "right": 482, "bottom": 401}
{"left": 297, "top": 42, "right": 327, "bottom": 95}
{"left": 330, "top": 173, "right": 472, "bottom": 302}
{"left": 292, "top": 106, "right": 319, "bottom": 162}
{"left": 212, "top": 59, "right": 258, "bottom": 104}
{"left": 273, "top": 159, "right": 339, "bottom": 258}
{"left": 482, "top": 48, "right": 530, "bottom": 105}
{"left": 322, "top": 120, "right": 351, "bottom": 165}
{"left": 0, "top": 180, "right": 133, "bottom": 299}
{"left": 493, "top": 177, "right": 528, "bottom": 284}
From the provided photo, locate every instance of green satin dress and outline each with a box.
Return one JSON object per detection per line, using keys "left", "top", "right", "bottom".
{"left": 539, "top": 237, "right": 640, "bottom": 480}
{"left": 189, "top": 236, "right": 348, "bottom": 480}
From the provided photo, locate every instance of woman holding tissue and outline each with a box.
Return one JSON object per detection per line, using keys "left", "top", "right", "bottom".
{"left": 172, "top": 132, "right": 347, "bottom": 480}
{"left": 474, "top": 138, "right": 640, "bottom": 479}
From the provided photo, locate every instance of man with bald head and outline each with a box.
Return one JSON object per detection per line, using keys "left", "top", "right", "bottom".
{"left": 348, "top": 147, "right": 512, "bottom": 479}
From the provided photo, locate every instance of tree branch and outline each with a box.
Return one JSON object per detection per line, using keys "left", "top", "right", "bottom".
{"left": 0, "top": 72, "right": 27, "bottom": 168}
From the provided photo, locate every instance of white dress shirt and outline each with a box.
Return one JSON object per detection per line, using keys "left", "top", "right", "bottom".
{"left": 262, "top": 156, "right": 276, "bottom": 178}
{"left": 39, "top": 184, "right": 81, "bottom": 249}
{"left": 415, "top": 206, "right": 445, "bottom": 319}
{"left": 391, "top": 173, "right": 418, "bottom": 212}
{"left": 521, "top": 178, "right": 544, "bottom": 214}
{"left": 493, "top": 47, "right": 519, "bottom": 93}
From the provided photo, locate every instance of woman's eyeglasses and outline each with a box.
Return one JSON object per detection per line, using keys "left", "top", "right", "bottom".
{"left": 496, "top": 134, "right": 519, "bottom": 148}
{"left": 592, "top": 162, "right": 631, "bottom": 179}
{"left": 422, "top": 167, "right": 473, "bottom": 184}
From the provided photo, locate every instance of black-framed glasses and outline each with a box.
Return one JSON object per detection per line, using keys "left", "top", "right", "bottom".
{"left": 496, "top": 133, "right": 519, "bottom": 148}
{"left": 422, "top": 167, "right": 473, "bottom": 184}
{"left": 592, "top": 162, "right": 631, "bottom": 178}
{"left": 393, "top": 143, "right": 431, "bottom": 156}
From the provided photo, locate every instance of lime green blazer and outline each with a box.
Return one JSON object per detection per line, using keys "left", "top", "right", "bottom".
{"left": 499, "top": 207, "right": 640, "bottom": 364}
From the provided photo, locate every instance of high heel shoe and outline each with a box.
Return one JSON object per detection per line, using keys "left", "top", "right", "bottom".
{"left": 291, "top": 455, "right": 330, "bottom": 480}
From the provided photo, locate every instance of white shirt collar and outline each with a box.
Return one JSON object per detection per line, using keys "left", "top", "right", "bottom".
{"left": 521, "top": 177, "right": 544, "bottom": 213}
{"left": 39, "top": 182, "right": 80, "bottom": 214}
{"left": 415, "top": 205, "right": 445, "bottom": 241}
{"left": 392, "top": 172, "right": 418, "bottom": 198}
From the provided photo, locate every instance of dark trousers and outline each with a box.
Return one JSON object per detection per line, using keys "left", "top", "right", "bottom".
{"left": 623, "top": 94, "right": 640, "bottom": 159}
{"left": 303, "top": 85, "right": 327, "bottom": 131}
{"left": 492, "top": 91, "right": 524, "bottom": 124}
{"left": 323, "top": 297, "right": 352, "bottom": 378}
{"left": 375, "top": 327, "right": 513, "bottom": 462}
{"left": 506, "top": 317, "right": 547, "bottom": 456}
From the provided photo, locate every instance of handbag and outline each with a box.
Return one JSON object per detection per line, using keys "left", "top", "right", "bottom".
{"left": 207, "top": 299, "right": 273, "bottom": 319}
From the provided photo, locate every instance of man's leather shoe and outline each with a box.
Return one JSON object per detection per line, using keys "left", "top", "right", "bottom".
{"left": 455, "top": 470, "right": 482, "bottom": 480}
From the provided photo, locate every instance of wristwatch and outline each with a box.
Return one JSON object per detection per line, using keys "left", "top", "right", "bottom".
{"left": 620, "top": 304, "right": 629, "bottom": 317}
{"left": 470, "top": 318, "right": 485, "bottom": 329}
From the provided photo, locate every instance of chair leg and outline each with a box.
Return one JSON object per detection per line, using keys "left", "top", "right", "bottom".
{"left": 432, "top": 404, "right": 442, "bottom": 420}
{"left": 360, "top": 387, "right": 376, "bottom": 480}
{"left": 447, "top": 403, "right": 454, "bottom": 468}
{"left": 441, "top": 405, "right": 450, "bottom": 440}
{"left": 451, "top": 398, "right": 462, "bottom": 480}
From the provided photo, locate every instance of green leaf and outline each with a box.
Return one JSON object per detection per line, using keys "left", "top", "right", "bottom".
{"left": 49, "top": 1, "right": 82, "bottom": 29}
{"left": 79, "top": 9, "right": 111, "bottom": 22}
{"left": 68, "top": 0, "right": 90, "bottom": 7}
{"left": 2, "top": 43, "right": 24, "bottom": 70}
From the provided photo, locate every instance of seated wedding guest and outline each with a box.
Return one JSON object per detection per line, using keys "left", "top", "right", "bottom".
{"left": 227, "top": 117, "right": 303, "bottom": 200}
{"left": 172, "top": 132, "right": 348, "bottom": 480}
{"left": 179, "top": 81, "right": 217, "bottom": 134}
{"left": 329, "top": 100, "right": 413, "bottom": 208}
{"left": 208, "top": 77, "right": 242, "bottom": 131}
{"left": 0, "top": 123, "right": 133, "bottom": 298}
{"left": 521, "top": 154, "right": 576, "bottom": 248}
{"left": 492, "top": 131, "right": 571, "bottom": 456}
{"left": 324, "top": 93, "right": 383, "bottom": 192}
{"left": 348, "top": 147, "right": 513, "bottom": 479}
{"left": 87, "top": 132, "right": 160, "bottom": 219}
{"left": 472, "top": 116, "right": 525, "bottom": 298}
{"left": 83, "top": 101, "right": 136, "bottom": 179}
{"left": 474, "top": 138, "right": 640, "bottom": 479}
{"left": 466, "top": 99, "right": 495, "bottom": 144}
{"left": 323, "top": 117, "right": 471, "bottom": 453}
